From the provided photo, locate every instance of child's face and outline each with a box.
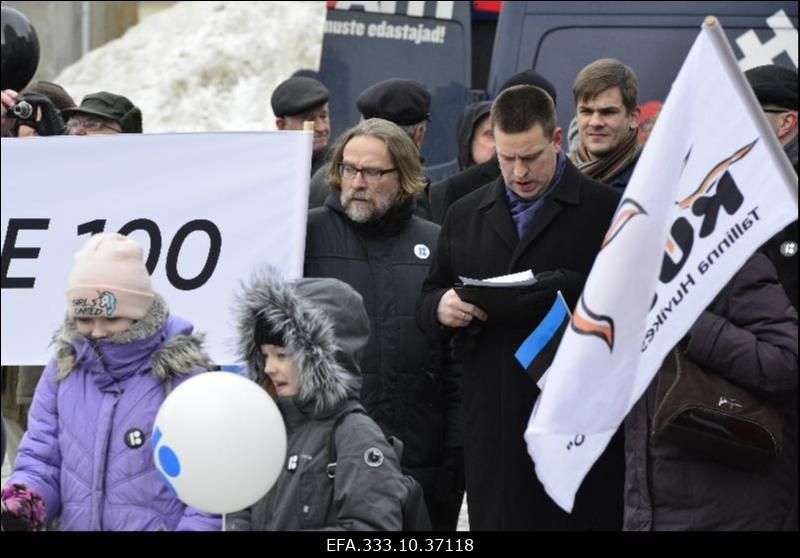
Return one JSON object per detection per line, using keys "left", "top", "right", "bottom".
{"left": 260, "top": 344, "right": 300, "bottom": 397}
{"left": 75, "top": 317, "right": 134, "bottom": 339}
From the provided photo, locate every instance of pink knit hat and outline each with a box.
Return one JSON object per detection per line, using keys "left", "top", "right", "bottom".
{"left": 66, "top": 233, "right": 154, "bottom": 320}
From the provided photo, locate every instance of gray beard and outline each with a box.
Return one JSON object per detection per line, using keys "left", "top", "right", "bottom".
{"left": 341, "top": 190, "right": 397, "bottom": 223}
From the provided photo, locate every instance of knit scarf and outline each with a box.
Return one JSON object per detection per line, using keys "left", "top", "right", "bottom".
{"left": 570, "top": 127, "right": 641, "bottom": 183}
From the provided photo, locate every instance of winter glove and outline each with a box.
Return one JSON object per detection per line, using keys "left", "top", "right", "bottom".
{"left": 530, "top": 269, "right": 585, "bottom": 307}
{"left": 498, "top": 269, "right": 584, "bottom": 327}
{"left": 1, "top": 483, "right": 46, "bottom": 531}
{"left": 10, "top": 92, "right": 67, "bottom": 136}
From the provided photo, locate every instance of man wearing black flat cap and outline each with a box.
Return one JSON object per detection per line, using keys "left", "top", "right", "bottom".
{"left": 429, "top": 69, "right": 558, "bottom": 224}
{"left": 62, "top": 91, "right": 142, "bottom": 135}
{"left": 746, "top": 64, "right": 798, "bottom": 311}
{"left": 357, "top": 78, "right": 432, "bottom": 149}
{"left": 308, "top": 78, "right": 435, "bottom": 216}
{"left": 271, "top": 76, "right": 331, "bottom": 178}
{"left": 354, "top": 78, "right": 434, "bottom": 219}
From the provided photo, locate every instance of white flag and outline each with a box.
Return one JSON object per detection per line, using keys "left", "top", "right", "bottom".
{"left": 524, "top": 19, "right": 798, "bottom": 513}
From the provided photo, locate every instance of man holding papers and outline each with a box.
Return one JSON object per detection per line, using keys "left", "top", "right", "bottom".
{"left": 416, "top": 84, "right": 622, "bottom": 530}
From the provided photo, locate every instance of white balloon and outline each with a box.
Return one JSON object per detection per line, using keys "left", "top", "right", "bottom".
{"left": 152, "top": 372, "right": 286, "bottom": 514}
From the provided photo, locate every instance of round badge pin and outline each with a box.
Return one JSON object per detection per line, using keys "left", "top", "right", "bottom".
{"left": 363, "top": 447, "right": 385, "bottom": 467}
{"left": 414, "top": 244, "right": 430, "bottom": 260}
{"left": 124, "top": 428, "right": 145, "bottom": 449}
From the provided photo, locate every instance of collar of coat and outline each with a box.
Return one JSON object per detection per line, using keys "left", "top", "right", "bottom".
{"left": 52, "top": 293, "right": 211, "bottom": 380}
{"left": 478, "top": 155, "right": 583, "bottom": 211}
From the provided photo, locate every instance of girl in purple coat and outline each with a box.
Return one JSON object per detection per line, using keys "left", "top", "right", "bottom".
{"left": 0, "top": 233, "right": 220, "bottom": 531}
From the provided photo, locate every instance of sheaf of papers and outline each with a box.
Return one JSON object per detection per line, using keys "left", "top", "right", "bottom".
{"left": 458, "top": 269, "right": 537, "bottom": 288}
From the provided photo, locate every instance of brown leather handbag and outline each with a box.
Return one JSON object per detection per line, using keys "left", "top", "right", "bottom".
{"left": 652, "top": 343, "right": 783, "bottom": 470}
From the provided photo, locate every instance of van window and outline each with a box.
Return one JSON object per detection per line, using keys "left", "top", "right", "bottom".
{"left": 488, "top": 2, "right": 798, "bottom": 145}
{"left": 320, "top": 3, "right": 472, "bottom": 177}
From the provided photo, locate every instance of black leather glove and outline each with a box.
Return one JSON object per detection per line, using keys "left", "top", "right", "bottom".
{"left": 11, "top": 91, "right": 67, "bottom": 136}
{"left": 532, "top": 269, "right": 585, "bottom": 308}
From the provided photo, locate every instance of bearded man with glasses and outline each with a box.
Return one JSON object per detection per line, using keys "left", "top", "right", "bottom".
{"left": 304, "top": 118, "right": 466, "bottom": 531}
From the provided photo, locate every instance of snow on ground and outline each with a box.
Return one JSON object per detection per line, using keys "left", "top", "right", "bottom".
{"left": 55, "top": 1, "right": 326, "bottom": 133}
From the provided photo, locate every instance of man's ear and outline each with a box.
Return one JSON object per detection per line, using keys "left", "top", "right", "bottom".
{"left": 777, "top": 111, "right": 798, "bottom": 141}
{"left": 629, "top": 105, "right": 641, "bottom": 129}
{"left": 412, "top": 124, "right": 425, "bottom": 150}
{"left": 275, "top": 118, "right": 287, "bottom": 131}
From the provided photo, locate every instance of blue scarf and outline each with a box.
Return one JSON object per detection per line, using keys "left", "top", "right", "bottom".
{"left": 505, "top": 150, "right": 566, "bottom": 239}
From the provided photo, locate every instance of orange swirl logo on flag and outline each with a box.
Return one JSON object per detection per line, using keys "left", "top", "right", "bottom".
{"left": 572, "top": 198, "right": 648, "bottom": 351}
{"left": 571, "top": 294, "right": 615, "bottom": 351}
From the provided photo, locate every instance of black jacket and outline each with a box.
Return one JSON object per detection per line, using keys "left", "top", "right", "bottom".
{"left": 304, "top": 196, "right": 461, "bottom": 511}
{"left": 429, "top": 157, "right": 500, "bottom": 225}
{"left": 417, "top": 160, "right": 624, "bottom": 530}
{"left": 624, "top": 252, "right": 798, "bottom": 530}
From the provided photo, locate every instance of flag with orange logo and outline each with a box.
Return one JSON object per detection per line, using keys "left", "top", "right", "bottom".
{"left": 524, "top": 19, "right": 798, "bottom": 513}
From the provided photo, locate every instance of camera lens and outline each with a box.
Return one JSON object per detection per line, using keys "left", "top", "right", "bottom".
{"left": 11, "top": 100, "right": 33, "bottom": 120}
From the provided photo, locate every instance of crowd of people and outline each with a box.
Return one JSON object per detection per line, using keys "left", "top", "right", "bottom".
{"left": 0, "top": 54, "right": 797, "bottom": 531}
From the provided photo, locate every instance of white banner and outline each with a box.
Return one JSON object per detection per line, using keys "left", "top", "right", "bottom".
{"left": 1, "top": 131, "right": 312, "bottom": 366}
{"left": 524, "top": 20, "right": 798, "bottom": 512}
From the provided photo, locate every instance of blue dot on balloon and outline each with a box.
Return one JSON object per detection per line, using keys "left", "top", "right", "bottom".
{"left": 152, "top": 427, "right": 163, "bottom": 452}
{"left": 158, "top": 445, "right": 181, "bottom": 478}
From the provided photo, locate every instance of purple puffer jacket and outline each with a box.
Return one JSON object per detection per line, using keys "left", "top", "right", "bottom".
{"left": 10, "top": 298, "right": 221, "bottom": 531}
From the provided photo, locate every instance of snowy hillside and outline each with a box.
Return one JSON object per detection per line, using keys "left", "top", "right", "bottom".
{"left": 55, "top": 1, "right": 326, "bottom": 133}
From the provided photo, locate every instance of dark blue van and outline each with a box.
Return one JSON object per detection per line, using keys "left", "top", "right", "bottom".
{"left": 489, "top": 1, "right": 798, "bottom": 142}
{"left": 320, "top": 1, "right": 502, "bottom": 181}
{"left": 320, "top": 1, "right": 797, "bottom": 178}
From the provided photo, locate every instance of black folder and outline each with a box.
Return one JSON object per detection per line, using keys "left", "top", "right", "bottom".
{"left": 454, "top": 283, "right": 543, "bottom": 327}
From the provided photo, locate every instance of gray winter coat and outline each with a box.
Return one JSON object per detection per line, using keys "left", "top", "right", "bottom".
{"left": 624, "top": 252, "right": 798, "bottom": 531}
{"left": 226, "top": 273, "right": 406, "bottom": 531}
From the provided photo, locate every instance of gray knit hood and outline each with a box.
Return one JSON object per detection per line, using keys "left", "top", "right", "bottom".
{"left": 233, "top": 270, "right": 368, "bottom": 417}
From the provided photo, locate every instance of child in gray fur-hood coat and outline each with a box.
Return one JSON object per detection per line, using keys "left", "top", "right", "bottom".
{"left": 226, "top": 271, "right": 407, "bottom": 531}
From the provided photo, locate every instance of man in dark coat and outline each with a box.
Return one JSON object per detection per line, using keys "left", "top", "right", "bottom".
{"left": 429, "top": 69, "right": 558, "bottom": 224}
{"left": 416, "top": 85, "right": 624, "bottom": 530}
{"left": 624, "top": 252, "right": 798, "bottom": 530}
{"left": 745, "top": 64, "right": 798, "bottom": 311}
{"left": 304, "top": 118, "right": 464, "bottom": 530}
{"left": 271, "top": 76, "right": 331, "bottom": 178}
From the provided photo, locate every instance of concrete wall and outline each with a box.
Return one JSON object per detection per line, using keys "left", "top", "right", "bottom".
{"left": 4, "top": 1, "right": 143, "bottom": 84}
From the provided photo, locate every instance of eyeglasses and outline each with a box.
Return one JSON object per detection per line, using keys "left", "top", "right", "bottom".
{"left": 337, "top": 163, "right": 398, "bottom": 184}
{"left": 66, "top": 116, "right": 122, "bottom": 133}
{"left": 762, "top": 108, "right": 791, "bottom": 114}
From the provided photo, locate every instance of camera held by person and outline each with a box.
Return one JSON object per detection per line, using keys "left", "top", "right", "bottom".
{"left": 8, "top": 91, "right": 66, "bottom": 136}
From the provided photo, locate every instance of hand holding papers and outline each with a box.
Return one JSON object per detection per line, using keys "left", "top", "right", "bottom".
{"left": 455, "top": 269, "right": 583, "bottom": 327}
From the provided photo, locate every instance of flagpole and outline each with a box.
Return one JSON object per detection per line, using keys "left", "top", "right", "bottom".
{"left": 702, "top": 15, "right": 799, "bottom": 206}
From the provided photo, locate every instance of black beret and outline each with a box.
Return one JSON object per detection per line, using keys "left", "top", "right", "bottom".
{"left": 499, "top": 69, "right": 557, "bottom": 107}
{"left": 744, "top": 64, "right": 798, "bottom": 111}
{"left": 271, "top": 76, "right": 330, "bottom": 117}
{"left": 357, "top": 78, "right": 431, "bottom": 126}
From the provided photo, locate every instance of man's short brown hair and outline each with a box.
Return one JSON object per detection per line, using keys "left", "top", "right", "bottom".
{"left": 326, "top": 118, "right": 426, "bottom": 204}
{"left": 491, "top": 85, "right": 556, "bottom": 137}
{"left": 573, "top": 59, "right": 639, "bottom": 114}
